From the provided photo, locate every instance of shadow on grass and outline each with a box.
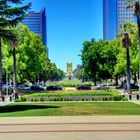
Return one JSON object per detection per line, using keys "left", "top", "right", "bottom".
{"left": 0, "top": 105, "right": 59, "bottom": 113}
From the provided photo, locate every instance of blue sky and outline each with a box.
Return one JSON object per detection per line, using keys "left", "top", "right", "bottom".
{"left": 23, "top": 0, "right": 103, "bottom": 71}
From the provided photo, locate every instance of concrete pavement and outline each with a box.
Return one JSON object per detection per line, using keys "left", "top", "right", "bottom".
{"left": 0, "top": 116, "right": 140, "bottom": 140}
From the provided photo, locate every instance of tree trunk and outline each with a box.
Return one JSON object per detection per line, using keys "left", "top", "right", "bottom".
{"left": 0, "top": 39, "right": 2, "bottom": 99}
{"left": 115, "top": 75, "right": 118, "bottom": 85}
{"left": 137, "top": 15, "right": 140, "bottom": 94}
{"left": 93, "top": 76, "right": 97, "bottom": 86}
{"left": 134, "top": 73, "right": 137, "bottom": 85}
{"left": 126, "top": 48, "right": 131, "bottom": 94}
{"left": 13, "top": 47, "right": 18, "bottom": 99}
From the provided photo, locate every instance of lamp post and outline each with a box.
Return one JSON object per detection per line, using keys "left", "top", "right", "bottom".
{"left": 122, "top": 33, "right": 132, "bottom": 94}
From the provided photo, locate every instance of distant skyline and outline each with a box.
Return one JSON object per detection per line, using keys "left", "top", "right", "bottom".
{"left": 103, "top": 0, "right": 135, "bottom": 40}
{"left": 23, "top": 0, "right": 103, "bottom": 71}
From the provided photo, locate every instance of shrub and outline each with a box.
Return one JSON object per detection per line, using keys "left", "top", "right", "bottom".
{"left": 55, "top": 97, "right": 59, "bottom": 101}
{"left": 60, "top": 97, "right": 63, "bottom": 101}
{"left": 30, "top": 98, "right": 34, "bottom": 102}
{"left": 14, "top": 99, "right": 21, "bottom": 102}
{"left": 92, "top": 97, "right": 95, "bottom": 101}
{"left": 113, "top": 95, "right": 123, "bottom": 101}
{"left": 102, "top": 97, "right": 109, "bottom": 101}
{"left": 49, "top": 97, "right": 53, "bottom": 101}
{"left": 40, "top": 97, "right": 44, "bottom": 102}
{"left": 34, "top": 98, "right": 38, "bottom": 102}
{"left": 53, "top": 97, "right": 57, "bottom": 101}
{"left": 20, "top": 96, "right": 26, "bottom": 102}
{"left": 121, "top": 98, "right": 128, "bottom": 101}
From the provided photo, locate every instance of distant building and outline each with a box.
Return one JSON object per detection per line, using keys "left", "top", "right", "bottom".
{"left": 66, "top": 63, "right": 73, "bottom": 80}
{"left": 103, "top": 0, "right": 117, "bottom": 40}
{"left": 103, "top": 0, "right": 135, "bottom": 40}
{"left": 116, "top": 0, "right": 134, "bottom": 30}
{"left": 21, "top": 8, "right": 48, "bottom": 54}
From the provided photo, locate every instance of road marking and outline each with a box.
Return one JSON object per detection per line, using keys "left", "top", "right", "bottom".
{"left": 0, "top": 122, "right": 140, "bottom": 126}
{"left": 0, "top": 130, "right": 140, "bottom": 134}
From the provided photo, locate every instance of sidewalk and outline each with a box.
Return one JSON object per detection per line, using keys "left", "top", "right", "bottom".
{"left": 130, "top": 101, "right": 140, "bottom": 105}
{"left": 0, "top": 116, "right": 140, "bottom": 140}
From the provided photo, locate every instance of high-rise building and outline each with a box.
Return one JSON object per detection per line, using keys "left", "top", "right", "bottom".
{"left": 116, "top": 0, "right": 134, "bottom": 30}
{"left": 21, "top": 8, "right": 48, "bottom": 54}
{"left": 103, "top": 0, "right": 135, "bottom": 40}
{"left": 103, "top": 0, "right": 117, "bottom": 40}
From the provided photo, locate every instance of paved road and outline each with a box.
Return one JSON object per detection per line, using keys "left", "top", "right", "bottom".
{"left": 0, "top": 116, "right": 140, "bottom": 140}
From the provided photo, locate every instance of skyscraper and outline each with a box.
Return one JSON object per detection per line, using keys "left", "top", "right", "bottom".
{"left": 116, "top": 0, "right": 134, "bottom": 30}
{"left": 103, "top": 0, "right": 135, "bottom": 40}
{"left": 21, "top": 8, "right": 48, "bottom": 54}
{"left": 103, "top": 0, "right": 117, "bottom": 40}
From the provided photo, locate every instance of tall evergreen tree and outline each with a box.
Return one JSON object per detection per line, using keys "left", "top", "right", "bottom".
{"left": 0, "top": 0, "right": 31, "bottom": 99}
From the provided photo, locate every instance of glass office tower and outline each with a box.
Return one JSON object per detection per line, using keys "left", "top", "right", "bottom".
{"left": 117, "top": 0, "right": 134, "bottom": 30}
{"left": 103, "top": 0, "right": 117, "bottom": 40}
{"left": 21, "top": 8, "right": 47, "bottom": 54}
{"left": 103, "top": 0, "right": 135, "bottom": 40}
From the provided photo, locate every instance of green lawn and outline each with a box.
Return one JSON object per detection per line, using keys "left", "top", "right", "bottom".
{"left": 0, "top": 102, "right": 140, "bottom": 117}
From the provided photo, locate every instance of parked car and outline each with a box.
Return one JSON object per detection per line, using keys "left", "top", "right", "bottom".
{"left": 76, "top": 85, "right": 91, "bottom": 90}
{"left": 95, "top": 85, "right": 110, "bottom": 90}
{"left": 18, "top": 84, "right": 30, "bottom": 90}
{"left": 46, "top": 85, "right": 62, "bottom": 91}
{"left": 123, "top": 83, "right": 139, "bottom": 91}
{"left": 30, "top": 84, "right": 44, "bottom": 91}
{"left": 116, "top": 84, "right": 123, "bottom": 89}
{"left": 116, "top": 83, "right": 139, "bottom": 90}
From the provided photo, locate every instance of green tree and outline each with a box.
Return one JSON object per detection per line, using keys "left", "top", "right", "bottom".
{"left": 81, "top": 39, "right": 119, "bottom": 85}
{"left": 0, "top": 0, "right": 31, "bottom": 98}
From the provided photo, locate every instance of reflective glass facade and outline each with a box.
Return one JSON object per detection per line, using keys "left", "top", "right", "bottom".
{"left": 22, "top": 8, "right": 47, "bottom": 54}
{"left": 117, "top": 0, "right": 134, "bottom": 30}
{"left": 103, "top": 0, "right": 117, "bottom": 40}
{"left": 103, "top": 0, "right": 135, "bottom": 40}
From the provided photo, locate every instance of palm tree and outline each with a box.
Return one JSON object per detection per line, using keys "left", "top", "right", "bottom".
{"left": 10, "top": 39, "right": 18, "bottom": 99}
{"left": 0, "top": 0, "right": 31, "bottom": 100}
{"left": 122, "top": 33, "right": 132, "bottom": 94}
{"left": 126, "top": 0, "right": 140, "bottom": 93}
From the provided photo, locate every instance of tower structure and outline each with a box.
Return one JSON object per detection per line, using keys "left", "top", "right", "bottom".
{"left": 21, "top": 8, "right": 48, "bottom": 54}
{"left": 103, "top": 0, "right": 135, "bottom": 40}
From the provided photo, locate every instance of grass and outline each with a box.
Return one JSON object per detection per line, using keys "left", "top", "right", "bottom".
{"left": 0, "top": 102, "right": 140, "bottom": 117}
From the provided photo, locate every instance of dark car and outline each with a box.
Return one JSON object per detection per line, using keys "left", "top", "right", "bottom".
{"left": 76, "top": 85, "right": 91, "bottom": 90}
{"left": 116, "top": 84, "right": 123, "bottom": 89}
{"left": 30, "top": 84, "right": 44, "bottom": 91}
{"left": 116, "top": 83, "right": 139, "bottom": 90}
{"left": 46, "top": 85, "right": 62, "bottom": 91}
{"left": 95, "top": 85, "right": 110, "bottom": 90}
{"left": 123, "top": 83, "right": 139, "bottom": 91}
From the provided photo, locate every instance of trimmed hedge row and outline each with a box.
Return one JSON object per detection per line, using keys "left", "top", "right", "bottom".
{"left": 47, "top": 81, "right": 92, "bottom": 88}
{"left": 15, "top": 93, "right": 128, "bottom": 102}
{"left": 26, "top": 91, "right": 118, "bottom": 97}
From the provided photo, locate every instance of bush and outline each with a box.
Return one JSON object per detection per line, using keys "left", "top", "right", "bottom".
{"left": 49, "top": 97, "right": 53, "bottom": 101}
{"left": 34, "top": 98, "right": 39, "bottom": 102}
{"left": 14, "top": 99, "right": 21, "bottom": 102}
{"left": 20, "top": 96, "right": 26, "bottom": 102}
{"left": 40, "top": 97, "right": 44, "bottom": 102}
{"left": 102, "top": 97, "right": 109, "bottom": 101}
{"left": 121, "top": 98, "right": 128, "bottom": 101}
{"left": 47, "top": 81, "right": 92, "bottom": 88}
{"left": 113, "top": 95, "right": 123, "bottom": 101}
{"left": 30, "top": 98, "right": 34, "bottom": 102}
{"left": 60, "top": 97, "right": 63, "bottom": 101}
